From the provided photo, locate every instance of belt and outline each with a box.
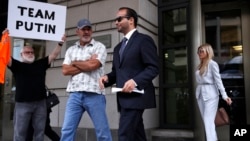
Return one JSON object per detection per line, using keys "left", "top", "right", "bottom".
{"left": 198, "top": 83, "right": 214, "bottom": 85}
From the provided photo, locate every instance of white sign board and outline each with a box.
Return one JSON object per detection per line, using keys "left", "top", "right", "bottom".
{"left": 7, "top": 0, "right": 66, "bottom": 41}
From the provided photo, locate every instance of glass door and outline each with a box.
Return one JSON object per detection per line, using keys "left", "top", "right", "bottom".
{"left": 203, "top": 7, "right": 248, "bottom": 141}
{"left": 159, "top": 2, "right": 192, "bottom": 128}
{"left": 1, "top": 82, "right": 15, "bottom": 141}
{"left": 1, "top": 39, "right": 26, "bottom": 141}
{"left": 204, "top": 9, "right": 245, "bottom": 125}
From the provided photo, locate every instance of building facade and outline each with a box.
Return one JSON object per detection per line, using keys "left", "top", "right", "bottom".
{"left": 0, "top": 0, "right": 249, "bottom": 141}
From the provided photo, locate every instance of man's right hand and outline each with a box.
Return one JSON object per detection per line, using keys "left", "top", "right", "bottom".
{"left": 2, "top": 28, "right": 9, "bottom": 35}
{"left": 99, "top": 75, "right": 108, "bottom": 89}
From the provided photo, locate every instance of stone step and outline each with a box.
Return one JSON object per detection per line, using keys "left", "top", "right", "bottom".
{"left": 151, "top": 129, "right": 194, "bottom": 141}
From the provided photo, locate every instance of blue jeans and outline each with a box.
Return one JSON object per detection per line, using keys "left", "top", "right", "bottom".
{"left": 60, "top": 92, "right": 112, "bottom": 141}
{"left": 14, "top": 100, "right": 47, "bottom": 141}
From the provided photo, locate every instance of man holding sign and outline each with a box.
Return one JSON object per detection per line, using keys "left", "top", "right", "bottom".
{"left": 2, "top": 28, "right": 65, "bottom": 141}
{"left": 5, "top": 1, "right": 66, "bottom": 140}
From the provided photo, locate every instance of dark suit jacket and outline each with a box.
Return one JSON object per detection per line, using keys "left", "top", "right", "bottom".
{"left": 105, "top": 30, "right": 159, "bottom": 110}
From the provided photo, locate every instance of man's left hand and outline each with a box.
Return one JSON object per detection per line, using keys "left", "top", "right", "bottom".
{"left": 122, "top": 79, "right": 136, "bottom": 93}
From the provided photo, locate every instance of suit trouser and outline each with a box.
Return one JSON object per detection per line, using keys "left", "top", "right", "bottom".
{"left": 197, "top": 95, "right": 219, "bottom": 141}
{"left": 118, "top": 108, "right": 146, "bottom": 141}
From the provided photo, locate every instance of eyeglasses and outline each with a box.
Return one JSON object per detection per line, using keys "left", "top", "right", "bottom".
{"left": 115, "top": 16, "right": 130, "bottom": 22}
{"left": 23, "top": 51, "right": 34, "bottom": 55}
{"left": 197, "top": 50, "right": 205, "bottom": 54}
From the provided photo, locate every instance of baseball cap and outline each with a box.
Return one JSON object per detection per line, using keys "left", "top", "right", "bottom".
{"left": 77, "top": 18, "right": 92, "bottom": 29}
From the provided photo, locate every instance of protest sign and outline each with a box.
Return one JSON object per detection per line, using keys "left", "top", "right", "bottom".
{"left": 7, "top": 0, "right": 66, "bottom": 41}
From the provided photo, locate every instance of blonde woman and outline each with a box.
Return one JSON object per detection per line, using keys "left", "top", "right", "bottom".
{"left": 195, "top": 43, "right": 232, "bottom": 141}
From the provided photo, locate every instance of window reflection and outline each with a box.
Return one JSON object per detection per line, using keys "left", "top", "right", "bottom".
{"left": 205, "top": 10, "right": 245, "bottom": 124}
{"left": 162, "top": 8, "right": 187, "bottom": 45}
{"left": 163, "top": 87, "right": 190, "bottom": 124}
{"left": 163, "top": 47, "right": 188, "bottom": 84}
{"left": 160, "top": 7, "right": 190, "bottom": 128}
{"left": 13, "top": 38, "right": 45, "bottom": 61}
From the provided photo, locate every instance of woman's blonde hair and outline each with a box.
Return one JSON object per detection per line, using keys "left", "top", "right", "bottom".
{"left": 197, "top": 43, "right": 214, "bottom": 76}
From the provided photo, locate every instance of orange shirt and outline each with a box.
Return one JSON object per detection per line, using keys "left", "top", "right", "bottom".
{"left": 0, "top": 32, "right": 11, "bottom": 84}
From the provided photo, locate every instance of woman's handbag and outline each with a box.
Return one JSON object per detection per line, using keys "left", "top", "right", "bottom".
{"left": 215, "top": 107, "right": 230, "bottom": 126}
{"left": 45, "top": 86, "right": 60, "bottom": 109}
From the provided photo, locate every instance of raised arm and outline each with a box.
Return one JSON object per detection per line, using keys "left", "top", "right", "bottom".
{"left": 48, "top": 34, "right": 66, "bottom": 64}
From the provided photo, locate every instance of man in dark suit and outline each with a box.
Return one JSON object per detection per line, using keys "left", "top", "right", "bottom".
{"left": 99, "top": 7, "right": 159, "bottom": 141}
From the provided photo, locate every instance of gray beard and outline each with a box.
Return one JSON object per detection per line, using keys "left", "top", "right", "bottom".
{"left": 21, "top": 56, "right": 35, "bottom": 63}
{"left": 81, "top": 36, "right": 91, "bottom": 43}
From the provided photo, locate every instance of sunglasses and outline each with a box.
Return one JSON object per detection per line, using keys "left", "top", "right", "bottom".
{"left": 197, "top": 50, "right": 205, "bottom": 54}
{"left": 115, "top": 16, "right": 130, "bottom": 22}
